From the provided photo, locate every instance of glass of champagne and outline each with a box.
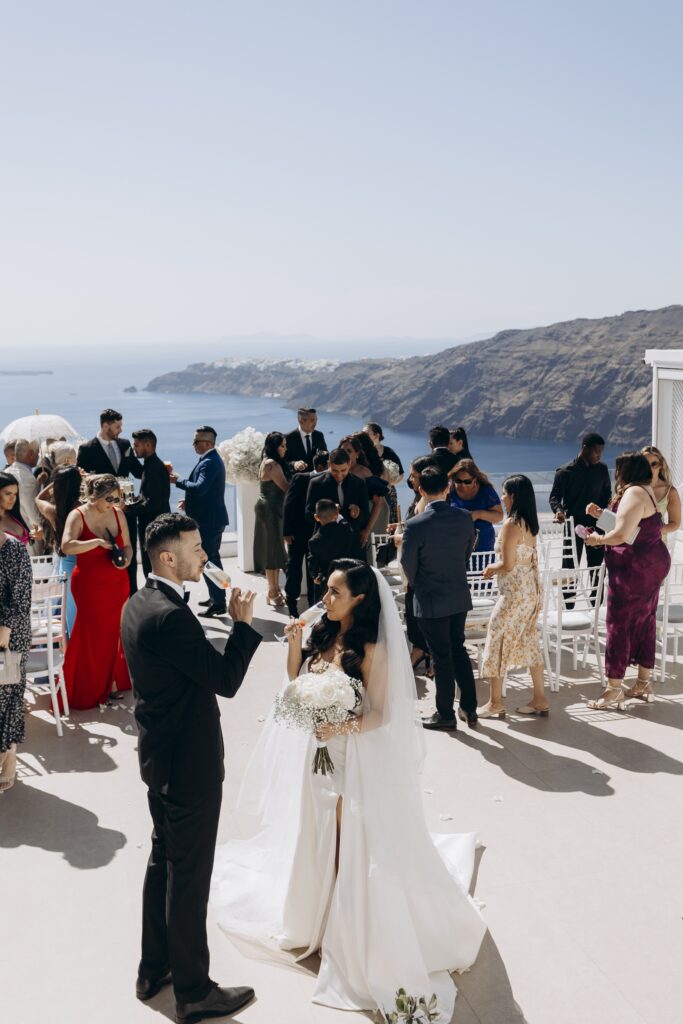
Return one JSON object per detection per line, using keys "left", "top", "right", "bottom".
{"left": 275, "top": 601, "right": 325, "bottom": 645}
{"left": 203, "top": 561, "right": 231, "bottom": 591}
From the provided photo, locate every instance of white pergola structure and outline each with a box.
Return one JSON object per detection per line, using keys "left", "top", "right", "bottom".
{"left": 644, "top": 349, "right": 683, "bottom": 486}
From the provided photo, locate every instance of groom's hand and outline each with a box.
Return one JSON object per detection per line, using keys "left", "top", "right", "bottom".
{"left": 229, "top": 588, "right": 256, "bottom": 625}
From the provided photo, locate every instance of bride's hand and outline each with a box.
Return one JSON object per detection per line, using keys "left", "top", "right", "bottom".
{"left": 315, "top": 722, "right": 338, "bottom": 742}
{"left": 284, "top": 618, "right": 302, "bottom": 643}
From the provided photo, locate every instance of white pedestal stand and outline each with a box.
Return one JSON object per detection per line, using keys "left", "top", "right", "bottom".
{"left": 235, "top": 480, "right": 259, "bottom": 572}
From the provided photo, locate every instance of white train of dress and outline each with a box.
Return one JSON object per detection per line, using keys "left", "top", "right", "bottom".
{"left": 210, "top": 658, "right": 486, "bottom": 1021}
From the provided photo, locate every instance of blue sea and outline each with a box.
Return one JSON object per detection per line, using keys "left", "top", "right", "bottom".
{"left": 0, "top": 359, "right": 626, "bottom": 518}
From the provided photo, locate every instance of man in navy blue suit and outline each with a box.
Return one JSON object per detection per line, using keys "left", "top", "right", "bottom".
{"left": 401, "top": 465, "right": 478, "bottom": 730}
{"left": 171, "top": 426, "right": 229, "bottom": 617}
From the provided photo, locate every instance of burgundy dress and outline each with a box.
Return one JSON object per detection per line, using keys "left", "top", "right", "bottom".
{"left": 604, "top": 497, "right": 671, "bottom": 679}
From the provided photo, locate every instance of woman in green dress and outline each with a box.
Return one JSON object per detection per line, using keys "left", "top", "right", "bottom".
{"left": 254, "top": 432, "right": 291, "bottom": 605}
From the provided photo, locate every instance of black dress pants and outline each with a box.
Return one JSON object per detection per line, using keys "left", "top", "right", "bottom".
{"left": 418, "top": 612, "right": 478, "bottom": 719}
{"left": 125, "top": 509, "right": 139, "bottom": 595}
{"left": 284, "top": 532, "right": 313, "bottom": 606}
{"left": 199, "top": 526, "right": 226, "bottom": 608}
{"left": 142, "top": 783, "right": 222, "bottom": 1003}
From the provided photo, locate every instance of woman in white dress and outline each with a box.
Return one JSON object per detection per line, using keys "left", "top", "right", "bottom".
{"left": 211, "top": 559, "right": 486, "bottom": 1021}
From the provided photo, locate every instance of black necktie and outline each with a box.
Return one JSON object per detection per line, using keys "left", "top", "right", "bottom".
{"left": 183, "top": 591, "right": 190, "bottom": 604}
{"left": 305, "top": 434, "right": 312, "bottom": 460}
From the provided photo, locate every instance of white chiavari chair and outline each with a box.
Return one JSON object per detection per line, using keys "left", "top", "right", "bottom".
{"left": 26, "top": 573, "right": 68, "bottom": 736}
{"left": 540, "top": 563, "right": 606, "bottom": 691}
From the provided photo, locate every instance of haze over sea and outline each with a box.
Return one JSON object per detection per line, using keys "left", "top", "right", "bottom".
{"left": 0, "top": 358, "right": 620, "bottom": 520}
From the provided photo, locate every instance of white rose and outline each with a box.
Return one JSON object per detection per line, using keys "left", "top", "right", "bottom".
{"left": 339, "top": 685, "right": 358, "bottom": 712}
{"left": 315, "top": 680, "right": 338, "bottom": 706}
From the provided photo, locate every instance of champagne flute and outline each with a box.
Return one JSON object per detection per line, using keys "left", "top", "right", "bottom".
{"left": 275, "top": 602, "right": 325, "bottom": 645}
{"left": 202, "top": 561, "right": 231, "bottom": 591}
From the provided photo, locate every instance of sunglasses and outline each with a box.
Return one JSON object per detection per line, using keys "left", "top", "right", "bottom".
{"left": 454, "top": 478, "right": 474, "bottom": 486}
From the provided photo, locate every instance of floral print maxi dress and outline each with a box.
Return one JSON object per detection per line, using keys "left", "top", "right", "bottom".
{"left": 482, "top": 539, "right": 543, "bottom": 677}
{"left": 0, "top": 536, "right": 32, "bottom": 753}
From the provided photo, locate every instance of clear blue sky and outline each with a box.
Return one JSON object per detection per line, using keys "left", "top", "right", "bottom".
{"left": 1, "top": 0, "right": 682, "bottom": 361}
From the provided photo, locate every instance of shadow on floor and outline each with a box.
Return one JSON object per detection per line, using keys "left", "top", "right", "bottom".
{"left": 23, "top": 704, "right": 121, "bottom": 774}
{"left": 0, "top": 782, "right": 126, "bottom": 869}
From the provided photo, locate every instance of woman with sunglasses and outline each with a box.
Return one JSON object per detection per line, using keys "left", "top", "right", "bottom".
{"left": 61, "top": 473, "right": 133, "bottom": 708}
{"left": 640, "top": 446, "right": 681, "bottom": 544}
{"left": 449, "top": 459, "right": 503, "bottom": 554}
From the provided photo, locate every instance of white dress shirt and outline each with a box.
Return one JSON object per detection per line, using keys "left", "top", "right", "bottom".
{"left": 148, "top": 573, "right": 186, "bottom": 600}
{"left": 97, "top": 433, "right": 121, "bottom": 472}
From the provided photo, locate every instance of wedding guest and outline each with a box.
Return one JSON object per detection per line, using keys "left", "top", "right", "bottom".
{"left": 0, "top": 473, "right": 31, "bottom": 546}
{"left": 479, "top": 475, "right": 548, "bottom": 718}
{"left": 340, "top": 435, "right": 390, "bottom": 548}
{"left": 427, "top": 425, "right": 459, "bottom": 476}
{"left": 363, "top": 421, "right": 404, "bottom": 523}
{"left": 549, "top": 432, "right": 611, "bottom": 577}
{"left": 449, "top": 459, "right": 503, "bottom": 555}
{"left": 392, "top": 455, "right": 433, "bottom": 671}
{"left": 285, "top": 408, "right": 327, "bottom": 472}
{"left": 283, "top": 450, "right": 329, "bottom": 617}
{"left": 0, "top": 527, "right": 32, "bottom": 793}
{"left": 401, "top": 466, "right": 478, "bottom": 729}
{"left": 77, "top": 408, "right": 143, "bottom": 594}
{"left": 61, "top": 474, "right": 132, "bottom": 709}
{"left": 130, "top": 429, "right": 171, "bottom": 577}
{"left": 6, "top": 439, "right": 42, "bottom": 549}
{"left": 36, "top": 466, "right": 83, "bottom": 638}
{"left": 48, "top": 441, "right": 77, "bottom": 467}
{"left": 584, "top": 452, "right": 671, "bottom": 709}
{"left": 253, "top": 432, "right": 290, "bottom": 606}
{"left": 305, "top": 449, "right": 369, "bottom": 546}
{"left": 641, "top": 446, "right": 681, "bottom": 545}
{"left": 307, "top": 498, "right": 361, "bottom": 601}
{"left": 171, "top": 426, "right": 229, "bottom": 618}
{"left": 2, "top": 441, "right": 15, "bottom": 470}
{"left": 449, "top": 426, "right": 473, "bottom": 461}
{"left": 120, "top": 514, "right": 260, "bottom": 1021}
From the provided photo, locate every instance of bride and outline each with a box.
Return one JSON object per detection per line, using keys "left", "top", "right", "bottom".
{"left": 211, "top": 559, "right": 486, "bottom": 1020}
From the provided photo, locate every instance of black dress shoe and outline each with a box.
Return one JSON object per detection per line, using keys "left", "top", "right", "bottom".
{"left": 136, "top": 968, "right": 172, "bottom": 1001}
{"left": 458, "top": 707, "right": 478, "bottom": 728}
{"left": 176, "top": 983, "right": 255, "bottom": 1023}
{"left": 198, "top": 598, "right": 212, "bottom": 607}
{"left": 421, "top": 712, "right": 457, "bottom": 731}
{"left": 198, "top": 604, "right": 227, "bottom": 618}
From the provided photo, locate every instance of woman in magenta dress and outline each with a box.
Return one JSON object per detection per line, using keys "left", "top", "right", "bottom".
{"left": 61, "top": 474, "right": 133, "bottom": 709}
{"left": 584, "top": 452, "right": 671, "bottom": 709}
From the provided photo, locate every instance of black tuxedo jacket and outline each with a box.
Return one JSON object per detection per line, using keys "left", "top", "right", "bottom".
{"left": 283, "top": 470, "right": 324, "bottom": 538}
{"left": 305, "top": 471, "right": 370, "bottom": 531}
{"left": 132, "top": 452, "right": 171, "bottom": 536}
{"left": 77, "top": 435, "right": 143, "bottom": 480}
{"left": 284, "top": 428, "right": 327, "bottom": 471}
{"left": 400, "top": 500, "right": 475, "bottom": 618}
{"left": 308, "top": 520, "right": 362, "bottom": 580}
{"left": 121, "top": 578, "right": 261, "bottom": 793}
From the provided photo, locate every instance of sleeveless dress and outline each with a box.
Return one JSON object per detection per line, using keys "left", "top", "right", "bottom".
{"left": 211, "top": 657, "right": 486, "bottom": 1018}
{"left": 604, "top": 496, "right": 671, "bottom": 679}
{"left": 656, "top": 485, "right": 674, "bottom": 548}
{"left": 253, "top": 479, "right": 287, "bottom": 572}
{"left": 62, "top": 508, "right": 131, "bottom": 709}
{"left": 481, "top": 539, "right": 543, "bottom": 677}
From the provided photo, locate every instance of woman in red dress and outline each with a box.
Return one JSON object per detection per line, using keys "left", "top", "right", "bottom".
{"left": 61, "top": 474, "right": 133, "bottom": 709}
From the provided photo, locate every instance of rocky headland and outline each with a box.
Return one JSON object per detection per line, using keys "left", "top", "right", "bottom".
{"left": 146, "top": 306, "right": 683, "bottom": 444}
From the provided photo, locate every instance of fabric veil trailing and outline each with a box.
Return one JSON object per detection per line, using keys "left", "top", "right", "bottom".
{"left": 211, "top": 569, "right": 486, "bottom": 1019}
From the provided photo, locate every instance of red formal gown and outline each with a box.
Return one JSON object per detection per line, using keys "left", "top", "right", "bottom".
{"left": 62, "top": 508, "right": 131, "bottom": 709}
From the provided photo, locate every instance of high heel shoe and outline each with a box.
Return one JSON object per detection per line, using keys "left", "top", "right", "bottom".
{"left": 624, "top": 681, "right": 655, "bottom": 703}
{"left": 477, "top": 705, "right": 506, "bottom": 720}
{"left": 587, "top": 685, "right": 626, "bottom": 711}
{"left": 266, "top": 591, "right": 286, "bottom": 607}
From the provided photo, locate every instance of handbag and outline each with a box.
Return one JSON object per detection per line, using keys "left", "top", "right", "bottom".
{"left": 0, "top": 649, "right": 23, "bottom": 686}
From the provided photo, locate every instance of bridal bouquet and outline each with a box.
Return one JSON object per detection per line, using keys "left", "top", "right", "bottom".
{"left": 273, "top": 666, "right": 362, "bottom": 775}
{"left": 383, "top": 459, "right": 402, "bottom": 484}
{"left": 218, "top": 427, "right": 265, "bottom": 484}
{"left": 383, "top": 989, "right": 442, "bottom": 1024}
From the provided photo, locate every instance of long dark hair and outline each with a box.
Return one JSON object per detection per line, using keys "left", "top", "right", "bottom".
{"left": 0, "top": 472, "right": 29, "bottom": 532}
{"left": 261, "top": 431, "right": 291, "bottom": 478}
{"left": 503, "top": 474, "right": 539, "bottom": 536}
{"left": 305, "top": 559, "right": 380, "bottom": 681}
{"left": 450, "top": 426, "right": 472, "bottom": 460}
{"left": 612, "top": 451, "right": 653, "bottom": 506}
{"left": 353, "top": 431, "right": 384, "bottom": 476}
{"left": 54, "top": 466, "right": 83, "bottom": 554}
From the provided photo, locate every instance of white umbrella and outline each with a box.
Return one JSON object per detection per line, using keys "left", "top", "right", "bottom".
{"left": 0, "top": 413, "right": 79, "bottom": 444}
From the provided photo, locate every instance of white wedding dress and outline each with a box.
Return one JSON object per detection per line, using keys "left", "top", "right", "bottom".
{"left": 210, "top": 570, "right": 486, "bottom": 1021}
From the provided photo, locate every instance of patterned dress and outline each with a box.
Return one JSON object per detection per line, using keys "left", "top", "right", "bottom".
{"left": 481, "top": 538, "right": 543, "bottom": 677}
{"left": 0, "top": 536, "right": 32, "bottom": 753}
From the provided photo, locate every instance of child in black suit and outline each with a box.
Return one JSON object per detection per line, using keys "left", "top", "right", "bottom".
{"left": 307, "top": 499, "right": 361, "bottom": 602}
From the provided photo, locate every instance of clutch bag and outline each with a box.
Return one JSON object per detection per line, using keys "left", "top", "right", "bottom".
{"left": 0, "top": 649, "right": 23, "bottom": 686}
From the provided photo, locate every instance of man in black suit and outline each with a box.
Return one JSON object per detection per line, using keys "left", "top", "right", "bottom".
{"left": 307, "top": 499, "right": 362, "bottom": 602}
{"left": 305, "top": 448, "right": 369, "bottom": 547}
{"left": 427, "top": 425, "right": 460, "bottom": 477}
{"left": 77, "top": 408, "right": 143, "bottom": 593}
{"left": 284, "top": 407, "right": 327, "bottom": 472}
{"left": 121, "top": 514, "right": 260, "bottom": 1023}
{"left": 282, "top": 450, "right": 329, "bottom": 617}
{"left": 401, "top": 466, "right": 478, "bottom": 731}
{"left": 130, "top": 429, "right": 171, "bottom": 577}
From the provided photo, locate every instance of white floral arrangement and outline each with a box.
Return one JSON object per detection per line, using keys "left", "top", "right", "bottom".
{"left": 383, "top": 989, "right": 443, "bottom": 1024}
{"left": 218, "top": 427, "right": 266, "bottom": 484}
{"left": 383, "top": 459, "right": 402, "bottom": 484}
{"left": 273, "top": 666, "right": 362, "bottom": 774}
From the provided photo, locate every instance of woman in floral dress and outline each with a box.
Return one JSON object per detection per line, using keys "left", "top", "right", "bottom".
{"left": 478, "top": 475, "right": 549, "bottom": 718}
{"left": 0, "top": 528, "right": 32, "bottom": 792}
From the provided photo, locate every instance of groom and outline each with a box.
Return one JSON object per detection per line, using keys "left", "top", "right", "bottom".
{"left": 121, "top": 513, "right": 261, "bottom": 1023}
